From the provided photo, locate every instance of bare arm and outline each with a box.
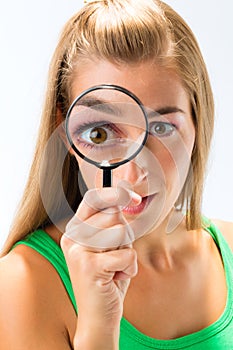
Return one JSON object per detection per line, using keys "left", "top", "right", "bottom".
{"left": 0, "top": 248, "right": 73, "bottom": 350}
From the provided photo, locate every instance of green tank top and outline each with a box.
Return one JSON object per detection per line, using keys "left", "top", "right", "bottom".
{"left": 13, "top": 220, "right": 233, "bottom": 349}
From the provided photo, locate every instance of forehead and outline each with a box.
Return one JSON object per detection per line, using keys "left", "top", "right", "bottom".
{"left": 70, "top": 58, "right": 190, "bottom": 111}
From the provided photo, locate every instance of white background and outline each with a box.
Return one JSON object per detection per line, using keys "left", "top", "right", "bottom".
{"left": 0, "top": 0, "right": 233, "bottom": 248}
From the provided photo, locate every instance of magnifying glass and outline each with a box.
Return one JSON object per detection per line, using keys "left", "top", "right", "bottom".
{"left": 65, "top": 84, "right": 149, "bottom": 187}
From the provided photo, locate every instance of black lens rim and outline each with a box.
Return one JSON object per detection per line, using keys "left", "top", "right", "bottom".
{"left": 65, "top": 84, "right": 149, "bottom": 170}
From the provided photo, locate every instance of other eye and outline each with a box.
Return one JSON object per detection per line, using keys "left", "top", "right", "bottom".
{"left": 150, "top": 122, "right": 176, "bottom": 137}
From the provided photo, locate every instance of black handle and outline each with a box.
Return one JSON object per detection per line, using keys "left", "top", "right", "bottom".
{"left": 103, "top": 168, "right": 112, "bottom": 187}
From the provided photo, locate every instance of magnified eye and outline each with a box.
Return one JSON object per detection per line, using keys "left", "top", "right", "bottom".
{"left": 78, "top": 123, "right": 122, "bottom": 147}
{"left": 150, "top": 122, "right": 175, "bottom": 137}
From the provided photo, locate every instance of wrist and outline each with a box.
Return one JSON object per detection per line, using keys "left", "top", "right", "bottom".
{"left": 74, "top": 332, "right": 119, "bottom": 350}
{"left": 74, "top": 321, "right": 120, "bottom": 350}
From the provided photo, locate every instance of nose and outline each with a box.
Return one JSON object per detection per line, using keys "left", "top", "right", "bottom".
{"left": 113, "top": 158, "right": 147, "bottom": 186}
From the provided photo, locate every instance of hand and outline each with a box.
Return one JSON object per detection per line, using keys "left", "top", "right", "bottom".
{"left": 61, "top": 187, "right": 141, "bottom": 348}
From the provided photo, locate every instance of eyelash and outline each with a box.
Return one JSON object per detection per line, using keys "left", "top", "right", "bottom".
{"left": 149, "top": 122, "right": 177, "bottom": 137}
{"left": 72, "top": 120, "right": 177, "bottom": 149}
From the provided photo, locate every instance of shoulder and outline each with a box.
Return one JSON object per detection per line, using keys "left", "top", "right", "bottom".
{"left": 0, "top": 244, "right": 74, "bottom": 349}
{"left": 210, "top": 218, "right": 233, "bottom": 251}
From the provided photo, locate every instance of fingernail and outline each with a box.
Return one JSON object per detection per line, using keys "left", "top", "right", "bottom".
{"left": 128, "top": 190, "right": 142, "bottom": 205}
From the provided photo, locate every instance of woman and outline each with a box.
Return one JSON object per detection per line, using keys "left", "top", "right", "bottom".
{"left": 0, "top": 0, "right": 232, "bottom": 349}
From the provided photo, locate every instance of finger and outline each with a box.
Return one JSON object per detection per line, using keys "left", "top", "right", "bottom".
{"left": 65, "top": 222, "right": 135, "bottom": 250}
{"left": 96, "top": 248, "right": 138, "bottom": 279}
{"left": 84, "top": 206, "right": 128, "bottom": 229}
{"left": 61, "top": 237, "right": 137, "bottom": 289}
{"left": 65, "top": 205, "right": 124, "bottom": 234}
{"left": 76, "top": 187, "right": 141, "bottom": 221}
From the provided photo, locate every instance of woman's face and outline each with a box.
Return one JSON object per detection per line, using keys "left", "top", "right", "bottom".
{"left": 69, "top": 59, "right": 195, "bottom": 237}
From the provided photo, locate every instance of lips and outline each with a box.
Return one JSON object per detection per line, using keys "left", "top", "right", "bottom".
{"left": 122, "top": 194, "right": 156, "bottom": 215}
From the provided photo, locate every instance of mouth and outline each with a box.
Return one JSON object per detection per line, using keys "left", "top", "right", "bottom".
{"left": 122, "top": 193, "right": 156, "bottom": 215}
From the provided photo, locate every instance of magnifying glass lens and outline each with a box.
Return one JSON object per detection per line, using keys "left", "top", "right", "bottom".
{"left": 66, "top": 86, "right": 148, "bottom": 167}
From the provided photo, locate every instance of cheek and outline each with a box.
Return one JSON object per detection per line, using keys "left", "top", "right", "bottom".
{"left": 76, "top": 156, "right": 103, "bottom": 188}
{"left": 149, "top": 134, "right": 194, "bottom": 190}
{"left": 158, "top": 148, "right": 177, "bottom": 175}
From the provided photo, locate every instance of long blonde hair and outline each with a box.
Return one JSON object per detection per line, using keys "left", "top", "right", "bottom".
{"left": 1, "top": 0, "right": 214, "bottom": 255}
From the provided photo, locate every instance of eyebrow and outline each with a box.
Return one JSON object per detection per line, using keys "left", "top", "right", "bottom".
{"left": 76, "top": 96, "right": 121, "bottom": 115}
{"left": 147, "top": 106, "right": 185, "bottom": 118}
{"left": 76, "top": 96, "right": 185, "bottom": 118}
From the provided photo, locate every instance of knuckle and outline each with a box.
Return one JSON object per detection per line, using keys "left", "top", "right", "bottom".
{"left": 118, "top": 223, "right": 127, "bottom": 237}
{"left": 60, "top": 234, "right": 72, "bottom": 251}
{"left": 65, "top": 214, "right": 80, "bottom": 231}
{"left": 117, "top": 187, "right": 131, "bottom": 206}
{"left": 66, "top": 246, "right": 96, "bottom": 275}
{"left": 125, "top": 247, "right": 137, "bottom": 262}
{"left": 83, "top": 188, "right": 95, "bottom": 201}
{"left": 78, "top": 252, "right": 95, "bottom": 273}
{"left": 101, "top": 208, "right": 122, "bottom": 223}
{"left": 82, "top": 190, "right": 97, "bottom": 209}
{"left": 61, "top": 235, "right": 87, "bottom": 261}
{"left": 109, "top": 223, "right": 126, "bottom": 244}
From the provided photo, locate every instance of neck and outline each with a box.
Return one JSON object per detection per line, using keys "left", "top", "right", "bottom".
{"left": 132, "top": 211, "right": 197, "bottom": 269}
